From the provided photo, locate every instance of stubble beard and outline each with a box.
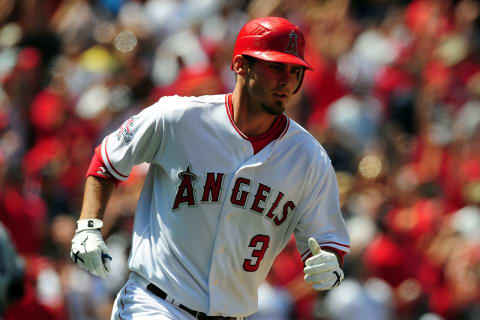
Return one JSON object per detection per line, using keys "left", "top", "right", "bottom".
{"left": 261, "top": 99, "right": 285, "bottom": 115}
{"left": 245, "top": 77, "right": 286, "bottom": 115}
{"left": 247, "top": 88, "right": 286, "bottom": 116}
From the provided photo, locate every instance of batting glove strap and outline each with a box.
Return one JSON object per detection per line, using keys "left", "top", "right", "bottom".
{"left": 76, "top": 218, "right": 103, "bottom": 232}
{"left": 71, "top": 229, "right": 111, "bottom": 279}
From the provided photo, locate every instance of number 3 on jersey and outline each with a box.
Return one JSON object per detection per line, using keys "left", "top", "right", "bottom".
{"left": 243, "top": 235, "right": 270, "bottom": 272}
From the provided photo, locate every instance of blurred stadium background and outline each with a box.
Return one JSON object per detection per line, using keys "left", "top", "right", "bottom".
{"left": 0, "top": 0, "right": 479, "bottom": 319}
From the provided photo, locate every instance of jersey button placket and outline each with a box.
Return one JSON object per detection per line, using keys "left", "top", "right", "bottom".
{"left": 208, "top": 167, "right": 250, "bottom": 313}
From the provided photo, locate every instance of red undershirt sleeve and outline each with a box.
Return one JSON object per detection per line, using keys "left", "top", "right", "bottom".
{"left": 86, "top": 145, "right": 121, "bottom": 185}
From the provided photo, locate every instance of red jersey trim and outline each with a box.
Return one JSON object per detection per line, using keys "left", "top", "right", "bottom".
{"left": 279, "top": 117, "right": 290, "bottom": 139}
{"left": 300, "top": 241, "right": 350, "bottom": 259}
{"left": 225, "top": 93, "right": 249, "bottom": 140}
{"left": 103, "top": 136, "right": 129, "bottom": 180}
{"left": 318, "top": 241, "right": 350, "bottom": 249}
{"left": 86, "top": 145, "right": 121, "bottom": 186}
{"left": 301, "top": 246, "right": 347, "bottom": 267}
{"left": 224, "top": 93, "right": 289, "bottom": 154}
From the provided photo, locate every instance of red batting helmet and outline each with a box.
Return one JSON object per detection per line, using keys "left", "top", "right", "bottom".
{"left": 232, "top": 17, "right": 313, "bottom": 71}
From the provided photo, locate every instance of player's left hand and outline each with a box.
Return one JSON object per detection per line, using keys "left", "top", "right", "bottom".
{"left": 304, "top": 237, "right": 344, "bottom": 290}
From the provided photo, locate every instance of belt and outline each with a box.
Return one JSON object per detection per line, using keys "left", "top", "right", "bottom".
{"left": 146, "top": 283, "right": 236, "bottom": 320}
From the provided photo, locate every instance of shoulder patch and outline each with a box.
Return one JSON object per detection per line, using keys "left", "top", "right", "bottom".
{"left": 116, "top": 116, "right": 137, "bottom": 143}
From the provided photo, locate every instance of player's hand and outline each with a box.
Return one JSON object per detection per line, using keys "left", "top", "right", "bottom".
{"left": 304, "top": 237, "right": 344, "bottom": 290}
{"left": 70, "top": 219, "right": 112, "bottom": 279}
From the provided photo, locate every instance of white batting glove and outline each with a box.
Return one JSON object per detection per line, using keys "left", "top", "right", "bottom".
{"left": 304, "top": 237, "right": 344, "bottom": 291}
{"left": 70, "top": 219, "right": 112, "bottom": 279}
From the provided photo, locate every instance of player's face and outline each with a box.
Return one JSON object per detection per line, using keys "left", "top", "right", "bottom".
{"left": 245, "top": 60, "right": 303, "bottom": 115}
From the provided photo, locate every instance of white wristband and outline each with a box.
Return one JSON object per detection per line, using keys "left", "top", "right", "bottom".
{"left": 76, "top": 219, "right": 103, "bottom": 231}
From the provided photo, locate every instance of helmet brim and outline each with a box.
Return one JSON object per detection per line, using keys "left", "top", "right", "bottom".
{"left": 242, "top": 51, "right": 314, "bottom": 70}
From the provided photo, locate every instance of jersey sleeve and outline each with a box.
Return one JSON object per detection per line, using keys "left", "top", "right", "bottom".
{"left": 100, "top": 100, "right": 166, "bottom": 181}
{"left": 294, "top": 153, "right": 350, "bottom": 263}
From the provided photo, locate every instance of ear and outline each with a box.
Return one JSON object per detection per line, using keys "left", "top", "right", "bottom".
{"left": 232, "top": 55, "right": 248, "bottom": 76}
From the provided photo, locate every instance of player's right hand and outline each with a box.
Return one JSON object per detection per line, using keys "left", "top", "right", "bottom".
{"left": 70, "top": 219, "right": 112, "bottom": 279}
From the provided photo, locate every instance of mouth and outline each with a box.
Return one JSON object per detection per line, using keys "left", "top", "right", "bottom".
{"left": 273, "top": 93, "right": 288, "bottom": 100}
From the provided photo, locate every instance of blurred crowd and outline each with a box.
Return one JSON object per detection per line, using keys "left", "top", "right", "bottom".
{"left": 0, "top": 0, "right": 479, "bottom": 319}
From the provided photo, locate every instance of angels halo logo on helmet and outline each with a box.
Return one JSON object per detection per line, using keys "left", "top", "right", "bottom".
{"left": 285, "top": 31, "right": 299, "bottom": 55}
{"left": 232, "top": 17, "right": 313, "bottom": 93}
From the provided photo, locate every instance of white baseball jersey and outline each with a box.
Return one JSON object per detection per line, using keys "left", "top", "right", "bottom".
{"left": 101, "top": 94, "right": 350, "bottom": 317}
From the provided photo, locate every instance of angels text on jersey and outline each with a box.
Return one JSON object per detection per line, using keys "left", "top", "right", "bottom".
{"left": 173, "top": 166, "right": 295, "bottom": 226}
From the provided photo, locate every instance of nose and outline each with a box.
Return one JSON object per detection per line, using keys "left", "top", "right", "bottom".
{"left": 278, "top": 69, "right": 291, "bottom": 88}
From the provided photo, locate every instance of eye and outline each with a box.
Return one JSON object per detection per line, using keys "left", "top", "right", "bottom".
{"left": 291, "top": 67, "right": 303, "bottom": 80}
{"left": 291, "top": 67, "right": 301, "bottom": 75}
{"left": 269, "top": 63, "right": 282, "bottom": 70}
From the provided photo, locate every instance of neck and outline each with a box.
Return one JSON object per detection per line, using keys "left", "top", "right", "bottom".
{"left": 231, "top": 84, "right": 277, "bottom": 137}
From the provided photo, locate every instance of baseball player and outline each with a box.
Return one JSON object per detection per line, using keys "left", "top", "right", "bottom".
{"left": 71, "top": 17, "right": 350, "bottom": 319}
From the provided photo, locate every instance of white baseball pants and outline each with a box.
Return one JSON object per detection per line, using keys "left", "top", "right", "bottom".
{"left": 111, "top": 272, "right": 245, "bottom": 320}
{"left": 111, "top": 272, "right": 196, "bottom": 320}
